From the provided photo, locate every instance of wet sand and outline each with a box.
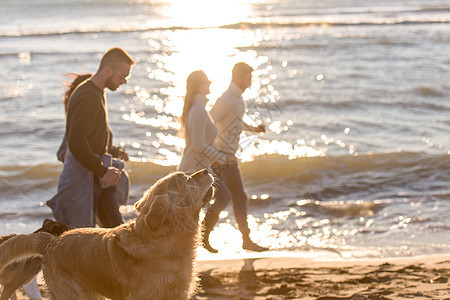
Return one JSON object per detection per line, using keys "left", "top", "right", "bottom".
{"left": 194, "top": 254, "right": 450, "bottom": 299}
{"left": 14, "top": 253, "right": 450, "bottom": 299}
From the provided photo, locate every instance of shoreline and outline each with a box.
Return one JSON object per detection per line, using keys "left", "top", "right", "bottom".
{"left": 14, "top": 253, "right": 450, "bottom": 299}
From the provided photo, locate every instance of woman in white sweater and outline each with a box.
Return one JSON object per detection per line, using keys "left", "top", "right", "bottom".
{"left": 178, "top": 70, "right": 231, "bottom": 172}
{"left": 178, "top": 70, "right": 234, "bottom": 252}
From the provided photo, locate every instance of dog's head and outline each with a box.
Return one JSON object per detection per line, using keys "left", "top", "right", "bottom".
{"left": 135, "top": 169, "right": 214, "bottom": 233}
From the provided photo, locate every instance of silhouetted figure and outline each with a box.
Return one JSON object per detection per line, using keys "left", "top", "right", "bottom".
{"left": 178, "top": 70, "right": 234, "bottom": 172}
{"left": 177, "top": 70, "right": 236, "bottom": 253}
{"left": 203, "top": 62, "right": 268, "bottom": 253}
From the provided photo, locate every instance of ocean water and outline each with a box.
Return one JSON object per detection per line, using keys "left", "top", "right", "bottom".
{"left": 0, "top": 0, "right": 449, "bottom": 259}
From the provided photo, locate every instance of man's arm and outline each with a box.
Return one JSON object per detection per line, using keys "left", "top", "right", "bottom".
{"left": 243, "top": 122, "right": 265, "bottom": 133}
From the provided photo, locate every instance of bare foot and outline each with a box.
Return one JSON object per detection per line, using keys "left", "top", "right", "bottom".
{"left": 243, "top": 240, "right": 268, "bottom": 252}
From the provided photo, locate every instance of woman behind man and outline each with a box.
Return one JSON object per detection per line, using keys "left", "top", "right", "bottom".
{"left": 178, "top": 70, "right": 232, "bottom": 253}
{"left": 54, "top": 73, "right": 128, "bottom": 228}
{"left": 178, "top": 70, "right": 232, "bottom": 172}
{"left": 178, "top": 70, "right": 266, "bottom": 253}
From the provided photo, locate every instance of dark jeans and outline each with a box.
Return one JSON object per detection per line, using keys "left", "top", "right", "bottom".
{"left": 209, "top": 162, "right": 250, "bottom": 236}
{"left": 93, "top": 177, "right": 124, "bottom": 228}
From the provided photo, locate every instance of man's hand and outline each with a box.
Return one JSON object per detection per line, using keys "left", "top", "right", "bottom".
{"left": 102, "top": 167, "right": 121, "bottom": 186}
{"left": 255, "top": 124, "right": 265, "bottom": 133}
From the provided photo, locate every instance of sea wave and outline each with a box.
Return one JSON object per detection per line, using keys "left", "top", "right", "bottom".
{"left": 279, "top": 94, "right": 450, "bottom": 112}
{"left": 220, "top": 19, "right": 450, "bottom": 30}
{"left": 1, "top": 18, "right": 448, "bottom": 38}
{"left": 0, "top": 152, "right": 448, "bottom": 202}
{"left": 296, "top": 198, "right": 391, "bottom": 218}
{"left": 241, "top": 152, "right": 449, "bottom": 181}
{"left": 0, "top": 26, "right": 190, "bottom": 38}
{"left": 0, "top": 155, "right": 448, "bottom": 257}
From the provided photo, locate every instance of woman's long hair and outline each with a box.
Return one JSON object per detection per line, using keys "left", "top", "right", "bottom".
{"left": 179, "top": 70, "right": 208, "bottom": 130}
{"left": 62, "top": 73, "right": 92, "bottom": 114}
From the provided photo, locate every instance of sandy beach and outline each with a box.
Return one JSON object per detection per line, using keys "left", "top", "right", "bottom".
{"left": 12, "top": 253, "right": 449, "bottom": 300}
{"left": 195, "top": 253, "right": 450, "bottom": 299}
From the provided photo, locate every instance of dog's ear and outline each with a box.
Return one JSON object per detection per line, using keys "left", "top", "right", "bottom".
{"left": 145, "top": 195, "right": 170, "bottom": 231}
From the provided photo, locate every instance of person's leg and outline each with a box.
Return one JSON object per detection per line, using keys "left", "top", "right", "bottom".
{"left": 208, "top": 175, "right": 232, "bottom": 216}
{"left": 221, "top": 162, "right": 268, "bottom": 252}
{"left": 221, "top": 163, "right": 249, "bottom": 235}
{"left": 201, "top": 176, "right": 231, "bottom": 253}
{"left": 97, "top": 186, "right": 123, "bottom": 228}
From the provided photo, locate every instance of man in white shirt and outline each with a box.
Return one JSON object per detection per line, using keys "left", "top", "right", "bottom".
{"left": 201, "top": 62, "right": 268, "bottom": 253}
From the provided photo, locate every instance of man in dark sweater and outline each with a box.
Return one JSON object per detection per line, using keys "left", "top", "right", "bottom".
{"left": 49, "top": 48, "right": 134, "bottom": 228}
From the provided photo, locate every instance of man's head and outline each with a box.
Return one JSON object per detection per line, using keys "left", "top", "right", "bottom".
{"left": 231, "top": 62, "right": 253, "bottom": 92}
{"left": 98, "top": 48, "right": 134, "bottom": 91}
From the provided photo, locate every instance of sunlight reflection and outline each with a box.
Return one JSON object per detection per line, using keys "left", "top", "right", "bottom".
{"left": 122, "top": 2, "right": 328, "bottom": 166}
{"left": 153, "top": 148, "right": 181, "bottom": 166}
{"left": 158, "top": 28, "right": 261, "bottom": 101}
{"left": 125, "top": 26, "right": 285, "bottom": 165}
{"left": 196, "top": 200, "right": 389, "bottom": 255}
{"left": 238, "top": 139, "right": 326, "bottom": 162}
{"left": 207, "top": 215, "right": 275, "bottom": 253}
{"left": 209, "top": 223, "right": 243, "bottom": 254}
{"left": 155, "top": 132, "right": 185, "bottom": 148}
{"left": 161, "top": 0, "right": 253, "bottom": 28}
{"left": 122, "top": 112, "right": 180, "bottom": 130}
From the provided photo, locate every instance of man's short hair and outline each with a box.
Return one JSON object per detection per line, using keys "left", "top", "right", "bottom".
{"left": 232, "top": 62, "right": 253, "bottom": 79}
{"left": 99, "top": 47, "right": 134, "bottom": 70}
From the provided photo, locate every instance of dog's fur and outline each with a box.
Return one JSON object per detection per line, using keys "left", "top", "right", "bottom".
{"left": 0, "top": 219, "right": 69, "bottom": 300}
{"left": 0, "top": 170, "right": 214, "bottom": 300}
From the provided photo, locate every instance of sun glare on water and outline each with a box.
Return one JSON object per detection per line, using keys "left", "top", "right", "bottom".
{"left": 123, "top": 0, "right": 325, "bottom": 166}
{"left": 160, "top": 0, "right": 253, "bottom": 29}
{"left": 139, "top": 0, "right": 261, "bottom": 102}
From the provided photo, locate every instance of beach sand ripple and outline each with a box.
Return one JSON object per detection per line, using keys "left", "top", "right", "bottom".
{"left": 194, "top": 255, "right": 450, "bottom": 300}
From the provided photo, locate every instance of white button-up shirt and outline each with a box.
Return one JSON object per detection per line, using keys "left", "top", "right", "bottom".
{"left": 210, "top": 82, "right": 253, "bottom": 155}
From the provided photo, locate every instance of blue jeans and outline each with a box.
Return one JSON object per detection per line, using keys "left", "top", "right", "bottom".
{"left": 93, "top": 177, "right": 123, "bottom": 228}
{"left": 209, "top": 162, "right": 250, "bottom": 236}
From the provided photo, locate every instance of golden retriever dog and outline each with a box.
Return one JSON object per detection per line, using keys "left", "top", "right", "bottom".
{"left": 0, "top": 219, "right": 69, "bottom": 300}
{"left": 0, "top": 170, "right": 214, "bottom": 300}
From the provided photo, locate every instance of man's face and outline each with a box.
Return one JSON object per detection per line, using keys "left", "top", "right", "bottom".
{"left": 105, "top": 63, "right": 131, "bottom": 91}
{"left": 235, "top": 72, "right": 252, "bottom": 92}
{"left": 242, "top": 72, "right": 252, "bottom": 90}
